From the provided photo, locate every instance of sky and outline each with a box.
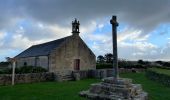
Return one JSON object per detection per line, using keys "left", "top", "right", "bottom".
{"left": 0, "top": 0, "right": 170, "bottom": 61}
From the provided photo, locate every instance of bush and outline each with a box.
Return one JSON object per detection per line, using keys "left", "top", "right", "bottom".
{"left": 0, "top": 70, "right": 3, "bottom": 74}
{"left": 17, "top": 66, "right": 33, "bottom": 73}
{"left": 0, "top": 66, "right": 47, "bottom": 74}
{"left": 32, "top": 67, "right": 47, "bottom": 73}
{"left": 146, "top": 69, "right": 170, "bottom": 87}
{"left": 96, "top": 63, "right": 147, "bottom": 69}
{"left": 155, "top": 66, "right": 170, "bottom": 70}
{"left": 119, "top": 64, "right": 147, "bottom": 69}
{"left": 2, "top": 68, "right": 12, "bottom": 74}
{"left": 96, "top": 63, "right": 112, "bottom": 69}
{"left": 0, "top": 62, "right": 10, "bottom": 67}
{"left": 17, "top": 66, "right": 47, "bottom": 74}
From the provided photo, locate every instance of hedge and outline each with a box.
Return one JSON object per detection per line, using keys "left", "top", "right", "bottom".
{"left": 96, "top": 63, "right": 112, "bottom": 69}
{"left": 96, "top": 63, "right": 147, "bottom": 69}
{"left": 0, "top": 66, "right": 47, "bottom": 74}
{"left": 146, "top": 69, "right": 170, "bottom": 87}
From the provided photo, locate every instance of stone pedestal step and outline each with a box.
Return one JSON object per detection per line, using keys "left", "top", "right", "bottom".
{"left": 61, "top": 75, "right": 73, "bottom": 81}
{"left": 80, "top": 77, "right": 148, "bottom": 100}
{"left": 103, "top": 77, "right": 132, "bottom": 85}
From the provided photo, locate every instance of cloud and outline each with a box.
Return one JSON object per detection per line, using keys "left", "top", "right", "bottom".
{"left": 16, "top": 20, "right": 72, "bottom": 41}
{"left": 0, "top": 0, "right": 170, "bottom": 61}
{"left": 118, "top": 28, "right": 150, "bottom": 42}
{"left": 86, "top": 23, "right": 166, "bottom": 60}
{"left": 0, "top": 0, "right": 169, "bottom": 32}
{"left": 0, "top": 32, "right": 6, "bottom": 40}
{"left": 0, "top": 32, "right": 7, "bottom": 49}
{"left": 0, "top": 0, "right": 170, "bottom": 39}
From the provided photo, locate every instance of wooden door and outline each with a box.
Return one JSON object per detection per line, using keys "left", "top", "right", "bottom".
{"left": 74, "top": 59, "right": 80, "bottom": 70}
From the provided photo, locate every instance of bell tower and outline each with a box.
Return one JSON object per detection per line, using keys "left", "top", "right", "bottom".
{"left": 72, "top": 18, "right": 80, "bottom": 36}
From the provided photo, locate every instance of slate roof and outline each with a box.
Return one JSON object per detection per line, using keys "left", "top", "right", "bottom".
{"left": 15, "top": 36, "right": 70, "bottom": 58}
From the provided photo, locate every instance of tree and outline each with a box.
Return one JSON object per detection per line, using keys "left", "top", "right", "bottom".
{"left": 118, "top": 59, "right": 127, "bottom": 68}
{"left": 137, "top": 59, "right": 144, "bottom": 65}
{"left": 97, "top": 55, "right": 105, "bottom": 63}
{"left": 104, "top": 53, "right": 113, "bottom": 63}
{"left": 155, "top": 61, "right": 163, "bottom": 65}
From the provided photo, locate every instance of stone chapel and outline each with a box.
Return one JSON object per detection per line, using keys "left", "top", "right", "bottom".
{"left": 15, "top": 19, "right": 96, "bottom": 73}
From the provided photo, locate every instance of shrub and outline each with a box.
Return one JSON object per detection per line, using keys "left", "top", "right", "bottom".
{"left": 0, "top": 66, "right": 47, "bottom": 74}
{"left": 0, "top": 70, "right": 3, "bottom": 74}
{"left": 17, "top": 66, "right": 47, "bottom": 73}
{"left": 0, "top": 62, "right": 10, "bottom": 67}
{"left": 96, "top": 63, "right": 112, "bottom": 69}
{"left": 96, "top": 63, "right": 147, "bottom": 69}
{"left": 155, "top": 66, "right": 170, "bottom": 70}
{"left": 146, "top": 69, "right": 170, "bottom": 87}
{"left": 17, "top": 66, "right": 34, "bottom": 74}
{"left": 2, "top": 68, "right": 12, "bottom": 74}
{"left": 32, "top": 67, "right": 47, "bottom": 73}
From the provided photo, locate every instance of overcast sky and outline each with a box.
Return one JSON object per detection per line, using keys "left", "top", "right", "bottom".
{"left": 0, "top": 0, "right": 170, "bottom": 61}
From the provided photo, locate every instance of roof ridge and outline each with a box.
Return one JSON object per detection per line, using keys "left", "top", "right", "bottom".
{"left": 15, "top": 35, "right": 71, "bottom": 58}
{"left": 33, "top": 36, "right": 70, "bottom": 46}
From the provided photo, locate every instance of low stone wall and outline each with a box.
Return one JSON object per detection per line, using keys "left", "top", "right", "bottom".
{"left": 94, "top": 69, "right": 113, "bottom": 78}
{"left": 73, "top": 68, "right": 146, "bottom": 80}
{"left": 0, "top": 72, "right": 54, "bottom": 85}
{"left": 72, "top": 70, "right": 96, "bottom": 80}
{"left": 0, "top": 68, "right": 146, "bottom": 85}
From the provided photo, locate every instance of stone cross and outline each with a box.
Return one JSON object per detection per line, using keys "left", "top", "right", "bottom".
{"left": 110, "top": 16, "right": 119, "bottom": 79}
{"left": 80, "top": 16, "right": 148, "bottom": 100}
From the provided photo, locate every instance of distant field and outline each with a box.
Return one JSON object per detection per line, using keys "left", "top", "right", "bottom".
{"left": 0, "top": 73, "right": 170, "bottom": 100}
{"left": 149, "top": 67, "right": 170, "bottom": 76}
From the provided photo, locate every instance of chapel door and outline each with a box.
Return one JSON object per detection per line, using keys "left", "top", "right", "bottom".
{"left": 74, "top": 59, "right": 80, "bottom": 70}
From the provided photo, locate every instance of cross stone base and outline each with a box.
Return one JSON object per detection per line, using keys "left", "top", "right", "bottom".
{"left": 79, "top": 77, "right": 148, "bottom": 100}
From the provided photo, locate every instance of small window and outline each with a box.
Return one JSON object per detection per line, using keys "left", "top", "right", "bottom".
{"left": 24, "top": 62, "right": 27, "bottom": 66}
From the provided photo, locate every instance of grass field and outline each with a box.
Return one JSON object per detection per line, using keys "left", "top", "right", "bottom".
{"left": 0, "top": 72, "right": 170, "bottom": 100}
{"left": 121, "top": 73, "right": 170, "bottom": 100}
{"left": 149, "top": 67, "right": 170, "bottom": 75}
{"left": 0, "top": 79, "right": 100, "bottom": 100}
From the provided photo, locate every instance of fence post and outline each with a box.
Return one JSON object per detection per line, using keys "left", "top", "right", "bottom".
{"left": 11, "top": 59, "right": 16, "bottom": 85}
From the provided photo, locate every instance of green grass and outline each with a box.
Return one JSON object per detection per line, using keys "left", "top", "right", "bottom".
{"left": 0, "top": 79, "right": 100, "bottom": 100}
{"left": 121, "top": 72, "right": 170, "bottom": 100}
{"left": 0, "top": 73, "right": 170, "bottom": 100}
{"left": 149, "top": 67, "right": 170, "bottom": 76}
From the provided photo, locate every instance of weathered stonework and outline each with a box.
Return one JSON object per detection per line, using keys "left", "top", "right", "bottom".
{"left": 0, "top": 69, "right": 146, "bottom": 85}
{"left": 80, "top": 77, "right": 148, "bottom": 100}
{"left": 80, "top": 16, "right": 148, "bottom": 100}
{"left": 16, "top": 56, "right": 49, "bottom": 69}
{"left": 0, "top": 72, "right": 54, "bottom": 85}
{"left": 15, "top": 19, "right": 96, "bottom": 75}
{"left": 49, "top": 35, "right": 96, "bottom": 75}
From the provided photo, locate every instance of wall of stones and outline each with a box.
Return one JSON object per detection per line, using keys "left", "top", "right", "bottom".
{"left": 16, "top": 56, "right": 49, "bottom": 69}
{"left": 17, "top": 57, "right": 36, "bottom": 67}
{"left": 73, "top": 68, "right": 146, "bottom": 80}
{"left": 0, "top": 69, "right": 146, "bottom": 85}
{"left": 49, "top": 35, "right": 96, "bottom": 74}
{"left": 36, "top": 56, "right": 49, "bottom": 69}
{"left": 78, "top": 37, "right": 96, "bottom": 70}
{"left": 0, "top": 72, "right": 54, "bottom": 85}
